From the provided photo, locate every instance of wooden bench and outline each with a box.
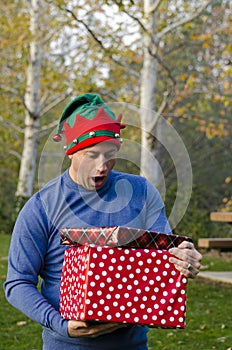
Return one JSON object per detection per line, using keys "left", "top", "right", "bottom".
{"left": 210, "top": 212, "right": 232, "bottom": 224}
{"left": 198, "top": 212, "right": 232, "bottom": 250}
{"left": 198, "top": 238, "right": 232, "bottom": 249}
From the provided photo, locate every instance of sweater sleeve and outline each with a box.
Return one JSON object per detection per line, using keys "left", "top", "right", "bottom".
{"left": 4, "top": 195, "right": 68, "bottom": 337}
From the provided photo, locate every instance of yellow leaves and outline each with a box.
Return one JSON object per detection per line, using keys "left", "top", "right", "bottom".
{"left": 185, "top": 74, "right": 197, "bottom": 88}
{"left": 223, "top": 81, "right": 230, "bottom": 91}
{"left": 199, "top": 33, "right": 211, "bottom": 49}
{"left": 220, "top": 197, "right": 232, "bottom": 212}
{"left": 198, "top": 33, "right": 212, "bottom": 41}
{"left": 225, "top": 44, "right": 232, "bottom": 54}
{"left": 190, "top": 33, "right": 197, "bottom": 40}
{"left": 202, "top": 42, "right": 210, "bottom": 49}
{"left": 212, "top": 94, "right": 232, "bottom": 107}
{"left": 213, "top": 95, "right": 221, "bottom": 103}
{"left": 190, "top": 32, "right": 211, "bottom": 45}
{"left": 204, "top": 121, "right": 228, "bottom": 140}
{"left": 176, "top": 107, "right": 187, "bottom": 115}
{"left": 180, "top": 73, "right": 187, "bottom": 81}
{"left": 218, "top": 178, "right": 232, "bottom": 212}
{"left": 189, "top": 33, "right": 212, "bottom": 50}
{"left": 183, "top": 22, "right": 194, "bottom": 31}
{"left": 225, "top": 67, "right": 232, "bottom": 75}
{"left": 201, "top": 67, "right": 209, "bottom": 74}
{"left": 196, "top": 119, "right": 206, "bottom": 133}
{"left": 225, "top": 177, "right": 231, "bottom": 184}
{"left": 193, "top": 116, "right": 229, "bottom": 140}
{"left": 221, "top": 96, "right": 232, "bottom": 107}
{"left": 214, "top": 63, "right": 221, "bottom": 69}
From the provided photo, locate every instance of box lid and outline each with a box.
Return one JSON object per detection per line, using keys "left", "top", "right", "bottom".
{"left": 60, "top": 226, "right": 192, "bottom": 249}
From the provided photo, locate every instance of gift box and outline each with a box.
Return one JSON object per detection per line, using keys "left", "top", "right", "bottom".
{"left": 60, "top": 227, "right": 191, "bottom": 328}
{"left": 60, "top": 245, "right": 187, "bottom": 327}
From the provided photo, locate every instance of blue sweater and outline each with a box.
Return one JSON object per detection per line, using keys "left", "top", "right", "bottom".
{"left": 4, "top": 169, "right": 171, "bottom": 349}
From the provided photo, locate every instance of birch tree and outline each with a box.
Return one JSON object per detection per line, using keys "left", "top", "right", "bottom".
{"left": 16, "top": 0, "right": 41, "bottom": 201}
{"left": 140, "top": 0, "right": 214, "bottom": 185}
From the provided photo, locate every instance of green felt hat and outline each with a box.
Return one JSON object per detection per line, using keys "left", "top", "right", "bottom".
{"left": 53, "top": 93, "right": 125, "bottom": 155}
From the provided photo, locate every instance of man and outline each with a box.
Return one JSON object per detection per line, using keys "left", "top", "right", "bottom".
{"left": 4, "top": 93, "right": 202, "bottom": 350}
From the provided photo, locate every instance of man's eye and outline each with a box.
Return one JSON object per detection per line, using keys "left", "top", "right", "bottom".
{"left": 87, "top": 153, "right": 98, "bottom": 159}
{"left": 106, "top": 152, "right": 117, "bottom": 159}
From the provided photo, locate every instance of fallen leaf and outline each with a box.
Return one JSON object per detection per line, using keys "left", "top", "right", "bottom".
{"left": 200, "top": 324, "right": 207, "bottom": 330}
{"left": 166, "top": 332, "right": 174, "bottom": 337}
{"left": 16, "top": 321, "right": 27, "bottom": 326}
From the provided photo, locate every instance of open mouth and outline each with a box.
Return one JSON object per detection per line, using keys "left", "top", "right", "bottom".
{"left": 92, "top": 176, "right": 106, "bottom": 187}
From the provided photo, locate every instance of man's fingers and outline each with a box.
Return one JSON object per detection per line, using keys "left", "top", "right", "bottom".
{"left": 68, "top": 320, "right": 126, "bottom": 338}
{"left": 87, "top": 324, "right": 127, "bottom": 338}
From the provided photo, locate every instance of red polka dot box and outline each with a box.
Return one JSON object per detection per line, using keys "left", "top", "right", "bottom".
{"left": 60, "top": 227, "right": 192, "bottom": 328}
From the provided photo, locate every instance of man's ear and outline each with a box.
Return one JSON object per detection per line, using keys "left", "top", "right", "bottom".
{"left": 68, "top": 154, "right": 73, "bottom": 160}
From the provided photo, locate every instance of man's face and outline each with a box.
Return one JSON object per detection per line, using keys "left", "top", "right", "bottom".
{"left": 68, "top": 142, "right": 118, "bottom": 190}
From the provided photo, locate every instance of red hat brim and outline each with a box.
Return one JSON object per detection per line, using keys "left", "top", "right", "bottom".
{"left": 66, "top": 136, "right": 122, "bottom": 155}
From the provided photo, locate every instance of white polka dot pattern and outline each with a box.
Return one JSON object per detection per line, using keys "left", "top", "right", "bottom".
{"left": 60, "top": 245, "right": 187, "bottom": 328}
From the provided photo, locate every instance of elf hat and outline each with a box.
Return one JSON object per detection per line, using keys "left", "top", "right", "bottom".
{"left": 53, "top": 93, "right": 126, "bottom": 155}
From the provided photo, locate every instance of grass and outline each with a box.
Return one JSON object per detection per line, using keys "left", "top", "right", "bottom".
{"left": 1, "top": 233, "right": 232, "bottom": 349}
{"left": 0, "top": 234, "right": 43, "bottom": 349}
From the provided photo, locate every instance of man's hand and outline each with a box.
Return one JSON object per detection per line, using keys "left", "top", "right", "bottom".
{"left": 68, "top": 320, "right": 127, "bottom": 338}
{"left": 168, "top": 241, "right": 202, "bottom": 278}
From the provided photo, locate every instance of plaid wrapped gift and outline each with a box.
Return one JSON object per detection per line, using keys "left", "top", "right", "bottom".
{"left": 60, "top": 227, "right": 192, "bottom": 328}
{"left": 60, "top": 226, "right": 192, "bottom": 248}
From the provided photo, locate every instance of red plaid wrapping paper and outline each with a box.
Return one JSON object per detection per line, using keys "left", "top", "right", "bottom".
{"left": 60, "top": 226, "right": 192, "bottom": 248}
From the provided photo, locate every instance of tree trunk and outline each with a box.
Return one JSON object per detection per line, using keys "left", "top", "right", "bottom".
{"left": 140, "top": 0, "right": 161, "bottom": 187}
{"left": 16, "top": 0, "right": 41, "bottom": 200}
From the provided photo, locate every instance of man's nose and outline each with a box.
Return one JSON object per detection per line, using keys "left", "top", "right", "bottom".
{"left": 96, "top": 156, "right": 108, "bottom": 172}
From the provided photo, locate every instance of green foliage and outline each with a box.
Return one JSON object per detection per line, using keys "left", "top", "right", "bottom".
{"left": 165, "top": 184, "right": 211, "bottom": 239}
{"left": 165, "top": 183, "right": 230, "bottom": 242}
{"left": 0, "top": 169, "right": 18, "bottom": 234}
{"left": 162, "top": 115, "right": 232, "bottom": 241}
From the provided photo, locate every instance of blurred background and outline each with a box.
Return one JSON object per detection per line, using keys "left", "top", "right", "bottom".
{"left": 0, "top": 0, "right": 231, "bottom": 241}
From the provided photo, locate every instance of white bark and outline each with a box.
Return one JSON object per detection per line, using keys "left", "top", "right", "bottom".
{"left": 139, "top": 0, "right": 213, "bottom": 187}
{"left": 16, "top": 0, "right": 41, "bottom": 197}
{"left": 140, "top": 0, "right": 161, "bottom": 186}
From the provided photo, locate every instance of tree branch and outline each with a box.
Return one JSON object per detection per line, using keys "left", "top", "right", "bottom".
{"left": 148, "top": 0, "right": 164, "bottom": 14}
{"left": 39, "top": 120, "right": 58, "bottom": 133}
{"left": 9, "top": 150, "right": 22, "bottom": 160}
{"left": 53, "top": 3, "right": 140, "bottom": 78}
{"left": 111, "top": 0, "right": 147, "bottom": 32}
{"left": 40, "top": 92, "right": 70, "bottom": 116}
{"left": 0, "top": 116, "right": 24, "bottom": 133}
{"left": 157, "top": 1, "right": 213, "bottom": 40}
{"left": 38, "top": 92, "right": 72, "bottom": 138}
{"left": 149, "top": 89, "right": 173, "bottom": 131}
{"left": 39, "top": 121, "right": 59, "bottom": 138}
